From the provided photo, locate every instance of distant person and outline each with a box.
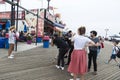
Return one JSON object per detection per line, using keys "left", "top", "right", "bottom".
{"left": 19, "top": 31, "right": 26, "bottom": 42}
{"left": 68, "top": 26, "right": 95, "bottom": 80}
{"left": 8, "top": 26, "right": 16, "bottom": 59}
{"left": 97, "top": 36, "right": 104, "bottom": 58}
{"left": 88, "top": 30, "right": 100, "bottom": 75}
{"left": 105, "top": 40, "right": 120, "bottom": 65}
{"left": 51, "top": 34, "right": 69, "bottom": 70}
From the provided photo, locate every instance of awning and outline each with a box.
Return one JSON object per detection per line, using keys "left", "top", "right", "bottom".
{"left": 53, "top": 22, "right": 65, "bottom": 29}
{"left": 48, "top": 25, "right": 61, "bottom": 32}
{"left": 45, "top": 18, "right": 65, "bottom": 29}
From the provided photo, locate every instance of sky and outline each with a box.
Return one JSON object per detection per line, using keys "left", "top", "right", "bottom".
{"left": 0, "top": 0, "right": 120, "bottom": 37}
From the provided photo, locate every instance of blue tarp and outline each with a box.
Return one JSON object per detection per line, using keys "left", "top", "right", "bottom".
{"left": 0, "top": 24, "right": 2, "bottom": 30}
{"left": 24, "top": 25, "right": 27, "bottom": 33}
{"left": 6, "top": 21, "right": 10, "bottom": 30}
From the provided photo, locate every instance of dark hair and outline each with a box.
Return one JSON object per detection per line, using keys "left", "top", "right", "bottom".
{"left": 78, "top": 26, "right": 86, "bottom": 35}
{"left": 68, "top": 30, "right": 72, "bottom": 33}
{"left": 53, "top": 33, "right": 58, "bottom": 37}
{"left": 90, "top": 30, "right": 97, "bottom": 36}
{"left": 113, "top": 40, "right": 119, "bottom": 44}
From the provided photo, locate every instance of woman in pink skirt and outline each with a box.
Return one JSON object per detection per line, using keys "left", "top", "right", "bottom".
{"left": 68, "top": 26, "right": 95, "bottom": 80}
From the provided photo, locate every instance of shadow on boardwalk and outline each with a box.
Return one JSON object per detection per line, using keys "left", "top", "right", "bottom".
{"left": 0, "top": 41, "right": 120, "bottom": 80}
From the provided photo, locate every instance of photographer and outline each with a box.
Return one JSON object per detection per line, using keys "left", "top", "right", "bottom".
{"left": 51, "top": 34, "right": 69, "bottom": 70}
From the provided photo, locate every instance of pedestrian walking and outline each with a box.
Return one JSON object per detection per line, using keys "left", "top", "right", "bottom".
{"left": 88, "top": 30, "right": 100, "bottom": 75}
{"left": 68, "top": 26, "right": 95, "bottom": 80}
{"left": 105, "top": 40, "right": 120, "bottom": 65}
{"left": 51, "top": 34, "right": 69, "bottom": 70}
{"left": 8, "top": 26, "right": 16, "bottom": 59}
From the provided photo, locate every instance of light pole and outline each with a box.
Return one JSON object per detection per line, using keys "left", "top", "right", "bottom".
{"left": 11, "top": 0, "right": 15, "bottom": 26}
{"left": 105, "top": 28, "right": 109, "bottom": 38}
{"left": 47, "top": 0, "right": 50, "bottom": 12}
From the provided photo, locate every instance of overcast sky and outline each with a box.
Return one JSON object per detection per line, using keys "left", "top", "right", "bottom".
{"left": 0, "top": 0, "right": 120, "bottom": 37}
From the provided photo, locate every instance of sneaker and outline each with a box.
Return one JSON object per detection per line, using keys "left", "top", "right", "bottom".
{"left": 55, "top": 65, "right": 60, "bottom": 69}
{"left": 10, "top": 54, "right": 14, "bottom": 57}
{"left": 61, "top": 67, "right": 64, "bottom": 70}
{"left": 93, "top": 71, "right": 97, "bottom": 75}
{"left": 70, "top": 73, "right": 74, "bottom": 76}
{"left": 69, "top": 78, "right": 80, "bottom": 80}
{"left": 119, "top": 65, "right": 120, "bottom": 69}
{"left": 8, "top": 56, "right": 14, "bottom": 59}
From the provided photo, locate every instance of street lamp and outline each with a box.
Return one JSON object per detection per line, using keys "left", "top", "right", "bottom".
{"left": 47, "top": 0, "right": 50, "bottom": 12}
{"left": 105, "top": 28, "right": 109, "bottom": 38}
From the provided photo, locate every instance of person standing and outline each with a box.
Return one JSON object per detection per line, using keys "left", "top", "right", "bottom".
{"left": 8, "top": 26, "right": 16, "bottom": 59}
{"left": 88, "top": 30, "right": 100, "bottom": 75}
{"left": 51, "top": 34, "right": 69, "bottom": 70}
{"left": 97, "top": 36, "right": 104, "bottom": 58}
{"left": 68, "top": 26, "right": 95, "bottom": 80}
{"left": 64, "top": 30, "right": 74, "bottom": 65}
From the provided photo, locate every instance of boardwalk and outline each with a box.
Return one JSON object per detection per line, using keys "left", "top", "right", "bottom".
{"left": 0, "top": 41, "right": 120, "bottom": 80}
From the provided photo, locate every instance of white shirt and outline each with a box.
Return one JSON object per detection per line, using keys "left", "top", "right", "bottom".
{"left": 73, "top": 35, "right": 91, "bottom": 50}
{"left": 112, "top": 46, "right": 119, "bottom": 54}
{"left": 8, "top": 31, "right": 16, "bottom": 44}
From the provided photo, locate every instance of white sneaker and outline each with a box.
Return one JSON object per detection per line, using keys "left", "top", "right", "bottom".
{"left": 8, "top": 56, "right": 14, "bottom": 59}
{"left": 69, "top": 78, "right": 80, "bottom": 80}
{"left": 61, "top": 67, "right": 64, "bottom": 70}
{"left": 70, "top": 73, "right": 74, "bottom": 76}
{"left": 55, "top": 65, "right": 60, "bottom": 69}
{"left": 10, "top": 54, "right": 14, "bottom": 57}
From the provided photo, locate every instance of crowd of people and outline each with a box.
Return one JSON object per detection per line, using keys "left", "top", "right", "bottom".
{"left": 1, "top": 25, "right": 120, "bottom": 80}
{"left": 50, "top": 26, "right": 120, "bottom": 80}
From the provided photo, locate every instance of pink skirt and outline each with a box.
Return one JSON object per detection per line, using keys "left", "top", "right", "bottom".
{"left": 68, "top": 50, "right": 87, "bottom": 75}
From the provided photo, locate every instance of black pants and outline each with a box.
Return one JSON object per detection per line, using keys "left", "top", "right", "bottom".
{"left": 57, "top": 48, "right": 68, "bottom": 67}
{"left": 88, "top": 50, "right": 97, "bottom": 71}
{"left": 67, "top": 45, "right": 74, "bottom": 65}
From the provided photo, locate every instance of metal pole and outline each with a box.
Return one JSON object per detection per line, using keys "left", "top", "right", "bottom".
{"left": 15, "top": 0, "right": 19, "bottom": 51}
{"left": 47, "top": 0, "right": 50, "bottom": 12}
{"left": 11, "top": 0, "right": 15, "bottom": 26}
{"left": 36, "top": 9, "right": 39, "bottom": 45}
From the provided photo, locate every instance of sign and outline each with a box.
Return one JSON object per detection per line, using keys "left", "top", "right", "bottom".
{"left": 0, "top": 0, "right": 5, "bottom": 4}
{"left": 0, "top": 12, "right": 11, "bottom": 19}
{"left": 46, "top": 10, "right": 55, "bottom": 22}
{"left": 25, "top": 9, "right": 45, "bottom": 36}
{"left": 37, "top": 9, "right": 45, "bottom": 36}
{"left": 0, "top": 11, "right": 25, "bottom": 19}
{"left": 25, "top": 9, "right": 37, "bottom": 27}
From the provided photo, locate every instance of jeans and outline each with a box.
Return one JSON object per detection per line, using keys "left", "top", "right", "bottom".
{"left": 67, "top": 45, "right": 74, "bottom": 64}
{"left": 88, "top": 50, "right": 97, "bottom": 71}
{"left": 57, "top": 48, "right": 68, "bottom": 67}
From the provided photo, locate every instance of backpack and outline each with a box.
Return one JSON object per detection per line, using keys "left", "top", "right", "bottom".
{"left": 116, "top": 47, "right": 120, "bottom": 58}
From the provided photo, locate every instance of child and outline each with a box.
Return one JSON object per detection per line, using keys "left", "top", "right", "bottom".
{"left": 106, "top": 40, "right": 119, "bottom": 65}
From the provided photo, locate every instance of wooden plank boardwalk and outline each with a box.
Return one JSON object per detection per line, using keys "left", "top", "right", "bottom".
{"left": 0, "top": 41, "right": 120, "bottom": 80}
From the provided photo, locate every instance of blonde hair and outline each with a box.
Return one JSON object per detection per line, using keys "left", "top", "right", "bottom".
{"left": 9, "top": 26, "right": 15, "bottom": 31}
